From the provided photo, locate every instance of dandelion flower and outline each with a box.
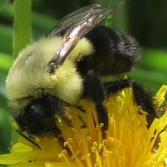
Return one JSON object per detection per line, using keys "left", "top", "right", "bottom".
{"left": 1, "top": 85, "right": 167, "bottom": 167}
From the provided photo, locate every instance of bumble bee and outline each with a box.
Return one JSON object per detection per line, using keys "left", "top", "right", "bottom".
{"left": 6, "top": 4, "right": 157, "bottom": 145}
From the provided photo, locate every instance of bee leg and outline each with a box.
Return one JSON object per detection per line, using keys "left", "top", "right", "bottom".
{"left": 83, "top": 71, "right": 108, "bottom": 138}
{"left": 131, "top": 82, "right": 159, "bottom": 151}
{"left": 104, "top": 78, "right": 131, "bottom": 94}
{"left": 131, "top": 82, "right": 157, "bottom": 127}
{"left": 104, "top": 79, "right": 157, "bottom": 127}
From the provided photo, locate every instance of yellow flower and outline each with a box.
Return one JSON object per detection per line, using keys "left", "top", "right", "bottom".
{"left": 1, "top": 85, "right": 167, "bottom": 167}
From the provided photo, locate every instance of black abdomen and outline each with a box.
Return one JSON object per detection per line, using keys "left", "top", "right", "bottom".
{"left": 77, "top": 26, "right": 140, "bottom": 76}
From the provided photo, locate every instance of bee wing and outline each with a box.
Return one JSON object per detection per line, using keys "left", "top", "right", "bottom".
{"left": 49, "top": 4, "right": 119, "bottom": 67}
{"left": 48, "top": 4, "right": 101, "bottom": 37}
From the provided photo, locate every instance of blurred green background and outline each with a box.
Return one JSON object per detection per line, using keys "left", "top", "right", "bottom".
{"left": 0, "top": 0, "right": 167, "bottom": 159}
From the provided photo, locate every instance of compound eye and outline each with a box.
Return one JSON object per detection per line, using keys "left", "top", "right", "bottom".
{"left": 25, "top": 99, "right": 54, "bottom": 119}
{"left": 29, "top": 102, "right": 46, "bottom": 117}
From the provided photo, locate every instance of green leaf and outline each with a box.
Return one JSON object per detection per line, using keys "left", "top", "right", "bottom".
{"left": 0, "top": 0, "right": 9, "bottom": 10}
{"left": 141, "top": 49, "right": 167, "bottom": 72}
{"left": 0, "top": 25, "right": 13, "bottom": 54}
{"left": 13, "top": 0, "right": 32, "bottom": 58}
{"left": 0, "top": 53, "right": 13, "bottom": 73}
{"left": 0, "top": 73, "right": 7, "bottom": 98}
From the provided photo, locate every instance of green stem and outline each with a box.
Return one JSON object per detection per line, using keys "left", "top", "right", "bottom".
{"left": 13, "top": 0, "right": 31, "bottom": 58}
